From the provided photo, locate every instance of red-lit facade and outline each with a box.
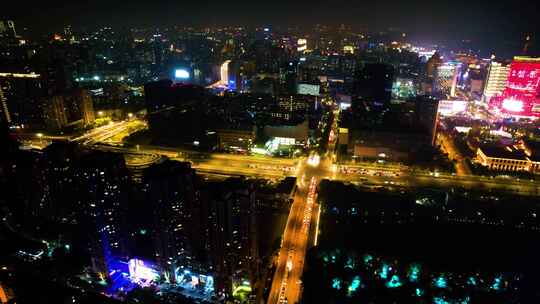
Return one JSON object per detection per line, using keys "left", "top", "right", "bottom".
{"left": 489, "top": 57, "right": 540, "bottom": 117}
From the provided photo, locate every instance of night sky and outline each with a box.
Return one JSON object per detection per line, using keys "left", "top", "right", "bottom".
{"left": 5, "top": 0, "right": 540, "bottom": 55}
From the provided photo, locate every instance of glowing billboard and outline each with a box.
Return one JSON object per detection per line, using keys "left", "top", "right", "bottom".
{"left": 174, "top": 69, "right": 190, "bottom": 79}
{"left": 174, "top": 268, "right": 215, "bottom": 292}
{"left": 297, "top": 83, "right": 320, "bottom": 96}
{"left": 128, "top": 259, "right": 159, "bottom": 286}
{"left": 505, "top": 58, "right": 540, "bottom": 95}
{"left": 438, "top": 100, "right": 467, "bottom": 116}
{"left": 488, "top": 56, "right": 540, "bottom": 117}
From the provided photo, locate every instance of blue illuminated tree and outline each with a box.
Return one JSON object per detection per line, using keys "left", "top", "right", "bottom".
{"left": 385, "top": 275, "right": 402, "bottom": 288}
{"left": 347, "top": 276, "right": 361, "bottom": 297}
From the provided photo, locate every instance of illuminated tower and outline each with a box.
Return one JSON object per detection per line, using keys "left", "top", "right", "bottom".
{"left": 522, "top": 34, "right": 531, "bottom": 55}
{"left": 220, "top": 60, "right": 231, "bottom": 87}
{"left": 426, "top": 52, "right": 442, "bottom": 80}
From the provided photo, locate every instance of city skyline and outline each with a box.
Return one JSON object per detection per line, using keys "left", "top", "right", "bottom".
{"left": 4, "top": 0, "right": 539, "bottom": 56}
{"left": 2, "top": 2, "right": 540, "bottom": 303}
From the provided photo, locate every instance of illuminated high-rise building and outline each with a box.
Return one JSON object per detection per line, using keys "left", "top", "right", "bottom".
{"left": 63, "top": 25, "right": 75, "bottom": 43}
{"left": 43, "top": 95, "right": 68, "bottom": 130}
{"left": 142, "top": 160, "right": 201, "bottom": 283}
{"left": 76, "top": 89, "right": 95, "bottom": 125}
{"left": 33, "top": 89, "right": 96, "bottom": 129}
{"left": 297, "top": 38, "right": 308, "bottom": 53}
{"left": 343, "top": 45, "right": 355, "bottom": 54}
{"left": 414, "top": 96, "right": 440, "bottom": 146}
{"left": 435, "top": 63, "right": 459, "bottom": 97}
{"left": 201, "top": 178, "right": 259, "bottom": 295}
{"left": 74, "top": 151, "right": 130, "bottom": 276}
{"left": 0, "top": 20, "right": 16, "bottom": 38}
{"left": 219, "top": 60, "right": 231, "bottom": 88}
{"left": 489, "top": 56, "right": 540, "bottom": 117}
{"left": 38, "top": 145, "right": 130, "bottom": 277}
{"left": 425, "top": 52, "right": 442, "bottom": 80}
{"left": 468, "top": 67, "right": 485, "bottom": 96}
{"left": 0, "top": 72, "right": 46, "bottom": 129}
{"left": 483, "top": 61, "right": 510, "bottom": 102}
{"left": 40, "top": 142, "right": 81, "bottom": 222}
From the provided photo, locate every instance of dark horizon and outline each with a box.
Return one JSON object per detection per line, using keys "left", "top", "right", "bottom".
{"left": 5, "top": 0, "right": 538, "bottom": 39}
{"left": 5, "top": 0, "right": 539, "bottom": 59}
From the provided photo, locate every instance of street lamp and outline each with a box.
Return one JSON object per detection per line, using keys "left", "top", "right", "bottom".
{"left": 128, "top": 113, "right": 133, "bottom": 119}
{"left": 98, "top": 111, "right": 104, "bottom": 116}
{"left": 36, "top": 133, "right": 43, "bottom": 145}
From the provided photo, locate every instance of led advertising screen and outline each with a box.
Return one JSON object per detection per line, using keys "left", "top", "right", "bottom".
{"left": 438, "top": 100, "right": 467, "bottom": 116}
{"left": 128, "top": 258, "right": 159, "bottom": 286}
{"left": 488, "top": 57, "right": 540, "bottom": 117}
{"left": 505, "top": 59, "right": 540, "bottom": 97}
{"left": 174, "top": 69, "right": 190, "bottom": 79}
{"left": 297, "top": 83, "right": 320, "bottom": 96}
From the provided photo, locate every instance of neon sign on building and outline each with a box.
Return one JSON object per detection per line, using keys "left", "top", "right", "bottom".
{"left": 128, "top": 259, "right": 159, "bottom": 286}
{"left": 489, "top": 56, "right": 540, "bottom": 117}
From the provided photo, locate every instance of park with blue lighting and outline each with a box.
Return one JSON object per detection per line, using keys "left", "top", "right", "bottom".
{"left": 307, "top": 249, "right": 520, "bottom": 303}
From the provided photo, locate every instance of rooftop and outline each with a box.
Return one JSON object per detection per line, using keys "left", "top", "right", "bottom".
{"left": 478, "top": 144, "right": 528, "bottom": 160}
{"left": 513, "top": 56, "right": 540, "bottom": 63}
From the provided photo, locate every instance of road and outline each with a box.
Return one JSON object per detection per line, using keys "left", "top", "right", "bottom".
{"left": 17, "top": 122, "right": 540, "bottom": 196}
{"left": 267, "top": 109, "right": 339, "bottom": 304}
{"left": 72, "top": 119, "right": 146, "bottom": 145}
{"left": 267, "top": 163, "right": 327, "bottom": 304}
{"left": 16, "top": 112, "right": 540, "bottom": 195}
{"left": 335, "top": 170, "right": 540, "bottom": 195}
{"left": 438, "top": 132, "right": 472, "bottom": 176}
